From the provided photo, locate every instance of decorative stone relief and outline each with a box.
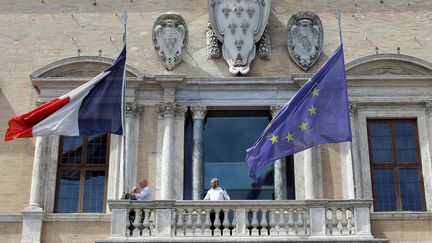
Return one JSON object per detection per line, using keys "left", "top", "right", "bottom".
{"left": 152, "top": 13, "right": 188, "bottom": 71}
{"left": 206, "top": 23, "right": 222, "bottom": 59}
{"left": 207, "top": 0, "right": 271, "bottom": 75}
{"left": 287, "top": 11, "right": 323, "bottom": 71}
{"left": 349, "top": 101, "right": 359, "bottom": 114}
{"left": 425, "top": 100, "right": 432, "bottom": 116}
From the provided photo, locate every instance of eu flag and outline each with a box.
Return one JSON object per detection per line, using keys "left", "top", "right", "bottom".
{"left": 246, "top": 44, "right": 351, "bottom": 180}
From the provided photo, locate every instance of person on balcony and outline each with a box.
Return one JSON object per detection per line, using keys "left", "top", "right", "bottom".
{"left": 204, "top": 178, "right": 230, "bottom": 200}
{"left": 132, "top": 179, "right": 152, "bottom": 200}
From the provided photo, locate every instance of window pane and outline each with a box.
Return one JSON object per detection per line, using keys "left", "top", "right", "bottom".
{"left": 204, "top": 116, "right": 274, "bottom": 199}
{"left": 394, "top": 123, "right": 417, "bottom": 163}
{"left": 373, "top": 169, "right": 397, "bottom": 211}
{"left": 83, "top": 170, "right": 106, "bottom": 212}
{"left": 370, "top": 123, "right": 393, "bottom": 164}
{"left": 204, "top": 117, "right": 268, "bottom": 163}
{"left": 56, "top": 170, "right": 80, "bottom": 213}
{"left": 86, "top": 135, "right": 108, "bottom": 164}
{"left": 62, "top": 137, "right": 84, "bottom": 164}
{"left": 399, "top": 169, "right": 422, "bottom": 211}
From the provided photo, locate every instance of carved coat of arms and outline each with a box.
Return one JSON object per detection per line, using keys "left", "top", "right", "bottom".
{"left": 207, "top": 0, "right": 271, "bottom": 75}
{"left": 287, "top": 11, "right": 323, "bottom": 71}
{"left": 152, "top": 13, "right": 188, "bottom": 71}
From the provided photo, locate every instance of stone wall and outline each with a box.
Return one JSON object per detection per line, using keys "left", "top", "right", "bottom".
{"left": 371, "top": 220, "right": 432, "bottom": 242}
{"left": 0, "top": 222, "right": 22, "bottom": 243}
{"left": 42, "top": 221, "right": 109, "bottom": 243}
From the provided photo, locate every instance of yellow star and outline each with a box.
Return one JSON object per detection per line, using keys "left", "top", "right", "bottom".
{"left": 312, "top": 88, "right": 320, "bottom": 96}
{"left": 270, "top": 134, "right": 278, "bottom": 144}
{"left": 308, "top": 105, "right": 317, "bottom": 115}
{"left": 299, "top": 121, "right": 308, "bottom": 132}
{"left": 286, "top": 132, "right": 294, "bottom": 142}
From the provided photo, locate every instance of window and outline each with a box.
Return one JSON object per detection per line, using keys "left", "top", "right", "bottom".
{"left": 55, "top": 134, "right": 110, "bottom": 213}
{"left": 367, "top": 119, "right": 425, "bottom": 211}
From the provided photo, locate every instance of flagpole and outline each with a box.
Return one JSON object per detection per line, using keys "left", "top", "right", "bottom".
{"left": 336, "top": 9, "right": 357, "bottom": 199}
{"left": 121, "top": 11, "right": 128, "bottom": 197}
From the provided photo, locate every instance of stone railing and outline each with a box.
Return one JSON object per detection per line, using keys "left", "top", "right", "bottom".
{"left": 106, "top": 200, "right": 373, "bottom": 241}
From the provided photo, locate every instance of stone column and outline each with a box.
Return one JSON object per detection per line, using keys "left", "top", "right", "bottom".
{"left": 424, "top": 101, "right": 432, "bottom": 211}
{"left": 124, "top": 103, "right": 142, "bottom": 192}
{"left": 349, "top": 101, "right": 363, "bottom": 199}
{"left": 295, "top": 146, "right": 323, "bottom": 199}
{"left": 157, "top": 103, "right": 177, "bottom": 199}
{"left": 191, "top": 106, "right": 207, "bottom": 200}
{"left": 270, "top": 106, "right": 287, "bottom": 200}
{"left": 22, "top": 136, "right": 48, "bottom": 243}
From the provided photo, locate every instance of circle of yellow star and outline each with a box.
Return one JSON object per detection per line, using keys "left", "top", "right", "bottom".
{"left": 299, "top": 122, "right": 308, "bottom": 132}
{"left": 270, "top": 134, "right": 278, "bottom": 144}
{"left": 286, "top": 132, "right": 294, "bottom": 142}
{"left": 308, "top": 105, "right": 317, "bottom": 115}
{"left": 312, "top": 88, "right": 320, "bottom": 96}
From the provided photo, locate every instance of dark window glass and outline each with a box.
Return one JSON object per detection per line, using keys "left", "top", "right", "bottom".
{"left": 399, "top": 169, "right": 422, "bottom": 211}
{"left": 368, "top": 119, "right": 425, "bottom": 211}
{"left": 83, "top": 170, "right": 106, "bottom": 212}
{"left": 57, "top": 170, "right": 80, "bottom": 213}
{"left": 373, "top": 169, "right": 396, "bottom": 211}
{"left": 201, "top": 113, "right": 294, "bottom": 200}
{"left": 55, "top": 134, "right": 109, "bottom": 213}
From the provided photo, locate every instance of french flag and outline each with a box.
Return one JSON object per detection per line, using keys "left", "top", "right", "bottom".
{"left": 5, "top": 46, "right": 127, "bottom": 142}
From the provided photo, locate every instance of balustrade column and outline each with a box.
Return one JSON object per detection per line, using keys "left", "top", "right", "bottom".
{"left": 270, "top": 106, "right": 288, "bottom": 200}
{"left": 191, "top": 106, "right": 207, "bottom": 200}
{"left": 157, "top": 103, "right": 177, "bottom": 199}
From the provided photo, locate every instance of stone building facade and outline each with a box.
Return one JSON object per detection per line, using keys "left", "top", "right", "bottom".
{"left": 0, "top": 0, "right": 432, "bottom": 242}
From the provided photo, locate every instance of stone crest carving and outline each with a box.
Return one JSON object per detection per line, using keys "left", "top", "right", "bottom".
{"left": 207, "top": 0, "right": 271, "bottom": 75}
{"left": 152, "top": 13, "right": 188, "bottom": 71}
{"left": 287, "top": 11, "right": 323, "bottom": 71}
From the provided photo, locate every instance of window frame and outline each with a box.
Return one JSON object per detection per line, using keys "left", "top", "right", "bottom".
{"left": 367, "top": 118, "right": 426, "bottom": 211}
{"left": 54, "top": 135, "right": 110, "bottom": 213}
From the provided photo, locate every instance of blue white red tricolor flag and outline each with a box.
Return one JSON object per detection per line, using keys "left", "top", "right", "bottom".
{"left": 246, "top": 44, "right": 352, "bottom": 180}
{"left": 4, "top": 46, "right": 127, "bottom": 142}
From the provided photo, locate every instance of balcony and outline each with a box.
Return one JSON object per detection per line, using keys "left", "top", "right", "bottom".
{"left": 97, "top": 199, "right": 385, "bottom": 243}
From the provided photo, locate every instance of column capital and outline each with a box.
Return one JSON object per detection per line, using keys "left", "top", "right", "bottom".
{"left": 425, "top": 100, "right": 432, "bottom": 116}
{"left": 156, "top": 102, "right": 176, "bottom": 118}
{"left": 175, "top": 105, "right": 188, "bottom": 119}
{"left": 270, "top": 105, "right": 283, "bottom": 117}
{"left": 191, "top": 106, "right": 207, "bottom": 120}
{"left": 126, "top": 103, "right": 143, "bottom": 116}
{"left": 349, "top": 101, "right": 359, "bottom": 114}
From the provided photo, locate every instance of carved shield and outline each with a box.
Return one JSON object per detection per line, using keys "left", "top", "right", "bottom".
{"left": 208, "top": 0, "right": 271, "bottom": 75}
{"left": 152, "top": 13, "right": 188, "bottom": 71}
{"left": 287, "top": 11, "right": 323, "bottom": 71}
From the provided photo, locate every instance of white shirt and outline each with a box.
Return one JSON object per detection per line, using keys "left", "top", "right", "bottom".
{"left": 135, "top": 186, "right": 152, "bottom": 200}
{"left": 204, "top": 187, "right": 230, "bottom": 200}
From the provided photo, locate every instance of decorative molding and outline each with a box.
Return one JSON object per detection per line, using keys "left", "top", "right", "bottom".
{"left": 191, "top": 106, "right": 207, "bottom": 120}
{"left": 346, "top": 54, "right": 432, "bottom": 76}
{"left": 206, "top": 23, "right": 222, "bottom": 59}
{"left": 207, "top": 0, "right": 271, "bottom": 75}
{"left": 287, "top": 11, "right": 323, "bottom": 71}
{"left": 152, "top": 13, "right": 188, "bottom": 71}
{"left": 126, "top": 103, "right": 143, "bottom": 115}
{"left": 156, "top": 102, "right": 186, "bottom": 118}
{"left": 257, "top": 27, "right": 271, "bottom": 60}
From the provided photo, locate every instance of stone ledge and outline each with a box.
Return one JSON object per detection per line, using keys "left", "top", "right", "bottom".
{"left": 96, "top": 237, "right": 389, "bottom": 243}
{"left": 44, "top": 213, "right": 111, "bottom": 222}
{"left": 0, "top": 214, "right": 22, "bottom": 222}
{"left": 370, "top": 212, "right": 432, "bottom": 221}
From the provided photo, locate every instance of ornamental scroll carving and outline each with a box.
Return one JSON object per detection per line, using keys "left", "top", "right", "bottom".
{"left": 287, "top": 11, "right": 323, "bottom": 71}
{"left": 152, "top": 13, "right": 188, "bottom": 71}
{"left": 207, "top": 0, "right": 271, "bottom": 75}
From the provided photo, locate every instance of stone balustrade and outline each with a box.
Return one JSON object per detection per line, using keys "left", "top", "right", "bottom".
{"left": 106, "top": 200, "right": 373, "bottom": 242}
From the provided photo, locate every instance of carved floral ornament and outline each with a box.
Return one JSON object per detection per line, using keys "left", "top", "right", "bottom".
{"left": 152, "top": 13, "right": 188, "bottom": 71}
{"left": 207, "top": 0, "right": 271, "bottom": 75}
{"left": 287, "top": 11, "right": 323, "bottom": 71}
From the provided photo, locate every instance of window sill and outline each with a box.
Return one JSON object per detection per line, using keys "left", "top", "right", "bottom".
{"left": 371, "top": 211, "right": 432, "bottom": 221}
{"left": 45, "top": 213, "right": 110, "bottom": 222}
